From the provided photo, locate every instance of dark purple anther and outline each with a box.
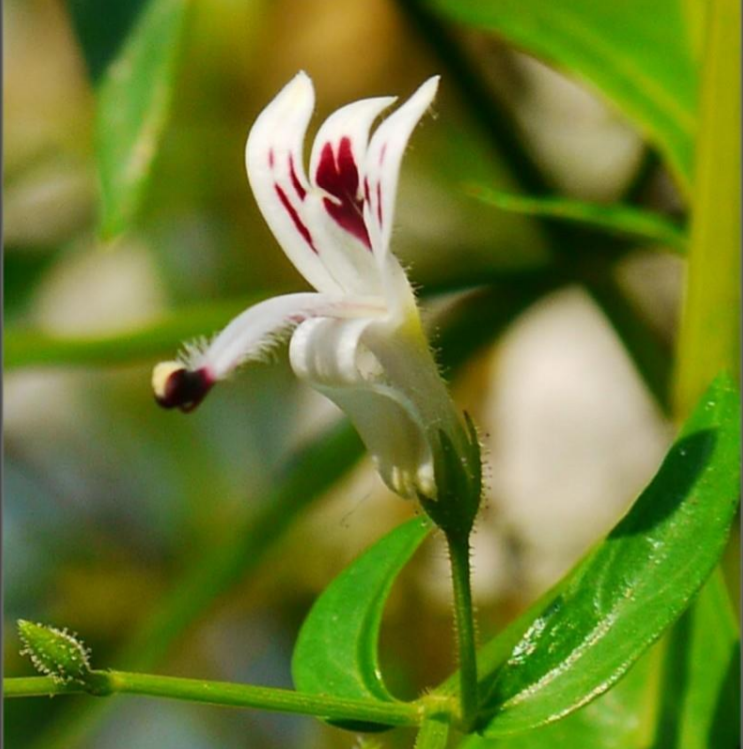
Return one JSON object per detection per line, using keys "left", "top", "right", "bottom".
{"left": 154, "top": 367, "right": 215, "bottom": 413}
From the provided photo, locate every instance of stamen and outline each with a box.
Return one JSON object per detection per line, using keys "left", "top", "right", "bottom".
{"left": 153, "top": 361, "right": 215, "bottom": 413}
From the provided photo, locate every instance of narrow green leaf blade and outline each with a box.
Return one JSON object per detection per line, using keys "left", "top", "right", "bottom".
{"left": 424, "top": 0, "right": 698, "bottom": 189}
{"left": 478, "top": 375, "right": 740, "bottom": 736}
{"left": 66, "top": 0, "right": 149, "bottom": 81}
{"left": 292, "top": 518, "right": 432, "bottom": 707}
{"left": 467, "top": 187, "right": 687, "bottom": 254}
{"left": 654, "top": 571, "right": 740, "bottom": 749}
{"left": 96, "top": 0, "right": 189, "bottom": 238}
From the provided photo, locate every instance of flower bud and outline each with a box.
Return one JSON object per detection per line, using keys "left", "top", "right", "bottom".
{"left": 18, "top": 620, "right": 92, "bottom": 684}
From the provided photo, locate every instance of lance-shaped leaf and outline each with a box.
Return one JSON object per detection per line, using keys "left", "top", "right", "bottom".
{"left": 423, "top": 0, "right": 698, "bottom": 191}
{"left": 66, "top": 0, "right": 149, "bottom": 81}
{"left": 462, "top": 646, "right": 658, "bottom": 749}
{"left": 292, "top": 517, "right": 432, "bottom": 729}
{"left": 463, "top": 375, "right": 739, "bottom": 736}
{"left": 467, "top": 187, "right": 687, "bottom": 254}
{"left": 96, "top": 0, "right": 189, "bottom": 238}
{"left": 652, "top": 570, "right": 740, "bottom": 749}
{"left": 464, "top": 571, "right": 740, "bottom": 747}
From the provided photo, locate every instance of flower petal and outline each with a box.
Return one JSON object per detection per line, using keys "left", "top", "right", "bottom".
{"left": 191, "top": 292, "right": 386, "bottom": 379}
{"left": 289, "top": 313, "right": 463, "bottom": 499}
{"left": 309, "top": 96, "right": 396, "bottom": 250}
{"left": 363, "top": 76, "right": 439, "bottom": 259}
{"left": 245, "top": 72, "right": 343, "bottom": 294}
{"left": 363, "top": 77, "right": 440, "bottom": 319}
{"left": 290, "top": 316, "right": 433, "bottom": 498}
{"left": 153, "top": 292, "right": 386, "bottom": 412}
{"left": 295, "top": 96, "right": 395, "bottom": 297}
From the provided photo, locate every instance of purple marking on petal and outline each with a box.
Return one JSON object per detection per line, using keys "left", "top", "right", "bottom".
{"left": 363, "top": 177, "right": 371, "bottom": 204}
{"left": 289, "top": 154, "right": 306, "bottom": 200}
{"left": 376, "top": 182, "right": 383, "bottom": 225}
{"left": 315, "top": 138, "right": 371, "bottom": 249}
{"left": 274, "top": 185, "right": 317, "bottom": 252}
{"left": 268, "top": 149, "right": 275, "bottom": 169}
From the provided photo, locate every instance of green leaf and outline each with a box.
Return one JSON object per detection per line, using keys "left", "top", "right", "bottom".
{"left": 476, "top": 375, "right": 740, "bottom": 736}
{"left": 465, "top": 574, "right": 739, "bottom": 749}
{"left": 462, "top": 648, "right": 658, "bottom": 748}
{"left": 66, "top": 0, "right": 149, "bottom": 81}
{"left": 653, "top": 570, "right": 740, "bottom": 749}
{"left": 292, "top": 517, "right": 432, "bottom": 726}
{"left": 4, "top": 249, "right": 59, "bottom": 322}
{"left": 96, "top": 0, "right": 190, "bottom": 238}
{"left": 467, "top": 187, "right": 687, "bottom": 254}
{"left": 424, "top": 0, "right": 698, "bottom": 190}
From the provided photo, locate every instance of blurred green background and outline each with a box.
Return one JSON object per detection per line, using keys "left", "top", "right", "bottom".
{"left": 5, "top": 0, "right": 729, "bottom": 747}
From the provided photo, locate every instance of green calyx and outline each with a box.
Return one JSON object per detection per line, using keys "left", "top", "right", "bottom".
{"left": 418, "top": 412, "right": 483, "bottom": 539}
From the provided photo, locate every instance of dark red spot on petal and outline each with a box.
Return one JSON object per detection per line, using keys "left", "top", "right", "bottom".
{"left": 289, "top": 154, "right": 306, "bottom": 200}
{"left": 274, "top": 185, "right": 317, "bottom": 252}
{"left": 376, "top": 182, "right": 383, "bottom": 225}
{"left": 315, "top": 138, "right": 371, "bottom": 249}
{"left": 363, "top": 177, "right": 371, "bottom": 204}
{"left": 268, "top": 149, "right": 275, "bottom": 169}
{"left": 155, "top": 368, "right": 214, "bottom": 413}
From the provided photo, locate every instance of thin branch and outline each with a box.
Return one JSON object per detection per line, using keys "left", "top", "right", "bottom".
{"left": 5, "top": 672, "right": 430, "bottom": 727}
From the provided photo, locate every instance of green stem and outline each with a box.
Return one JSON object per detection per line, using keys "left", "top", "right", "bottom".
{"left": 4, "top": 672, "right": 426, "bottom": 727}
{"left": 414, "top": 715, "right": 451, "bottom": 748}
{"left": 447, "top": 532, "right": 479, "bottom": 731}
{"left": 673, "top": 0, "right": 740, "bottom": 416}
{"left": 661, "top": 0, "right": 741, "bottom": 742}
{"left": 4, "top": 678, "right": 82, "bottom": 698}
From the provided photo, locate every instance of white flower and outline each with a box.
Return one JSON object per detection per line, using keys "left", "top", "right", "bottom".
{"left": 153, "top": 73, "right": 478, "bottom": 506}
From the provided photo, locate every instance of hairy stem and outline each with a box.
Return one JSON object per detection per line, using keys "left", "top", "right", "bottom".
{"left": 414, "top": 715, "right": 451, "bottom": 748}
{"left": 447, "top": 532, "right": 479, "bottom": 730}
